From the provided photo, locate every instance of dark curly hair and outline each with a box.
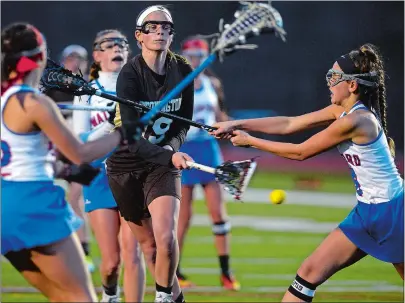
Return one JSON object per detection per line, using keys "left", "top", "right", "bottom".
{"left": 348, "top": 43, "right": 395, "bottom": 157}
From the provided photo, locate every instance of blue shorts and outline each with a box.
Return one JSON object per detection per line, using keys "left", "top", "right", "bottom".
{"left": 1, "top": 180, "right": 83, "bottom": 255}
{"left": 180, "top": 139, "right": 223, "bottom": 186}
{"left": 83, "top": 169, "right": 117, "bottom": 213}
{"left": 339, "top": 191, "right": 404, "bottom": 263}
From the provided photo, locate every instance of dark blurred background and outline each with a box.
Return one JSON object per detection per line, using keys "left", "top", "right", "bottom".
{"left": 2, "top": 1, "right": 403, "bottom": 173}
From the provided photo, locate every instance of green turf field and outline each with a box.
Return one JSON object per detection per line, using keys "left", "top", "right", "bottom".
{"left": 250, "top": 170, "right": 355, "bottom": 193}
{"left": 2, "top": 197, "right": 403, "bottom": 302}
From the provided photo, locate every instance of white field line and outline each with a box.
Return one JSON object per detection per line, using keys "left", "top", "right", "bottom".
{"left": 194, "top": 187, "right": 356, "bottom": 208}
{"left": 191, "top": 214, "right": 339, "bottom": 233}
{"left": 186, "top": 235, "right": 325, "bottom": 245}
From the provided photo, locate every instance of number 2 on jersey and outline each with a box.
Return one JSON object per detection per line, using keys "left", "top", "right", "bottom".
{"left": 1, "top": 140, "right": 11, "bottom": 167}
{"left": 1, "top": 140, "right": 12, "bottom": 177}
{"left": 350, "top": 168, "right": 363, "bottom": 196}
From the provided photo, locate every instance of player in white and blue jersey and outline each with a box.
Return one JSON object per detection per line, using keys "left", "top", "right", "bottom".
{"left": 212, "top": 43, "right": 404, "bottom": 302}
{"left": 1, "top": 23, "right": 125, "bottom": 302}
{"left": 177, "top": 37, "right": 240, "bottom": 291}
{"left": 72, "top": 29, "right": 145, "bottom": 303}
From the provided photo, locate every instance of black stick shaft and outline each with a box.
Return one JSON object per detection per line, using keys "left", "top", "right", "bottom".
{"left": 96, "top": 91, "right": 217, "bottom": 131}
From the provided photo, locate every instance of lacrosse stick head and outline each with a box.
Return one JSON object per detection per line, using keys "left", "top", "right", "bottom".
{"left": 40, "top": 59, "right": 95, "bottom": 96}
{"left": 206, "top": 1, "right": 287, "bottom": 61}
{"left": 214, "top": 158, "right": 257, "bottom": 200}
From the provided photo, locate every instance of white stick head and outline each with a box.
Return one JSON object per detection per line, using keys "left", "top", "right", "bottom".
{"left": 214, "top": 158, "right": 258, "bottom": 200}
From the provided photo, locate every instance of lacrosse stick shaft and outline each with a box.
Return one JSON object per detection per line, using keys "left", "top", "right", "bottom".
{"left": 95, "top": 91, "right": 217, "bottom": 131}
{"left": 57, "top": 104, "right": 115, "bottom": 112}
{"left": 57, "top": 98, "right": 215, "bottom": 131}
{"left": 185, "top": 161, "right": 216, "bottom": 174}
{"left": 139, "top": 53, "right": 217, "bottom": 126}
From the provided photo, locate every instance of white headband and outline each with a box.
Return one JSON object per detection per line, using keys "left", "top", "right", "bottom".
{"left": 136, "top": 5, "right": 173, "bottom": 26}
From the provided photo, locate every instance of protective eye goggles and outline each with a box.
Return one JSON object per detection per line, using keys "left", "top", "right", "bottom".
{"left": 326, "top": 69, "right": 378, "bottom": 88}
{"left": 93, "top": 37, "right": 129, "bottom": 52}
{"left": 136, "top": 21, "right": 174, "bottom": 35}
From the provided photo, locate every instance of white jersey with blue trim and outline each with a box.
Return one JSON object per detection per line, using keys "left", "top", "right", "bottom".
{"left": 186, "top": 74, "right": 218, "bottom": 141}
{"left": 337, "top": 102, "right": 403, "bottom": 204}
{"left": 72, "top": 72, "right": 118, "bottom": 134}
{"left": 1, "top": 85, "right": 53, "bottom": 181}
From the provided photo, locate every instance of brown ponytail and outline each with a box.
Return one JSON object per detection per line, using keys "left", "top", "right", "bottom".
{"left": 349, "top": 43, "right": 395, "bottom": 158}
{"left": 89, "top": 61, "right": 101, "bottom": 81}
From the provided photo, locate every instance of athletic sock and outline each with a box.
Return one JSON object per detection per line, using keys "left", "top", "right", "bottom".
{"left": 175, "top": 291, "right": 185, "bottom": 303}
{"left": 219, "top": 255, "right": 230, "bottom": 276}
{"left": 102, "top": 284, "right": 117, "bottom": 296}
{"left": 156, "top": 283, "right": 173, "bottom": 295}
{"left": 81, "top": 242, "right": 90, "bottom": 256}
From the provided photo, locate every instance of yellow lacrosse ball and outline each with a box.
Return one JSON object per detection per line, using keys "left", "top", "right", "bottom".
{"left": 269, "top": 189, "right": 286, "bottom": 204}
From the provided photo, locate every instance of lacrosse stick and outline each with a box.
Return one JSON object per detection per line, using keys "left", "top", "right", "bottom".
{"left": 138, "top": 1, "right": 287, "bottom": 131}
{"left": 56, "top": 102, "right": 215, "bottom": 131}
{"left": 41, "top": 59, "right": 217, "bottom": 132}
{"left": 186, "top": 158, "right": 257, "bottom": 200}
{"left": 57, "top": 104, "right": 116, "bottom": 112}
{"left": 40, "top": 1, "right": 286, "bottom": 138}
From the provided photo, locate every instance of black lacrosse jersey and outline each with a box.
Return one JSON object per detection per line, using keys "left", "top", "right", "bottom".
{"left": 106, "top": 52, "right": 194, "bottom": 174}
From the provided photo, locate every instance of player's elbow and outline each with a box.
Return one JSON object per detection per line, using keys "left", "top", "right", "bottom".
{"left": 294, "top": 153, "right": 307, "bottom": 161}
{"left": 71, "top": 153, "right": 86, "bottom": 165}
{"left": 293, "top": 145, "right": 311, "bottom": 161}
{"left": 280, "top": 117, "right": 296, "bottom": 135}
{"left": 77, "top": 146, "right": 100, "bottom": 165}
{"left": 288, "top": 152, "right": 306, "bottom": 161}
{"left": 72, "top": 144, "right": 95, "bottom": 165}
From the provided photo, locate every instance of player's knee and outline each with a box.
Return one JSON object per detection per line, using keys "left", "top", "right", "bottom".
{"left": 155, "top": 230, "right": 176, "bottom": 257}
{"left": 212, "top": 221, "right": 231, "bottom": 236}
{"left": 179, "top": 204, "right": 193, "bottom": 226}
{"left": 287, "top": 274, "right": 318, "bottom": 302}
{"left": 122, "top": 242, "right": 143, "bottom": 266}
{"left": 101, "top": 253, "right": 121, "bottom": 277}
{"left": 140, "top": 238, "right": 157, "bottom": 265}
{"left": 185, "top": 206, "right": 193, "bottom": 223}
{"left": 297, "top": 258, "right": 324, "bottom": 284}
{"left": 210, "top": 211, "right": 226, "bottom": 223}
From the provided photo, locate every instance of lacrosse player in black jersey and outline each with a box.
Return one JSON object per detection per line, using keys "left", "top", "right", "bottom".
{"left": 106, "top": 5, "right": 194, "bottom": 303}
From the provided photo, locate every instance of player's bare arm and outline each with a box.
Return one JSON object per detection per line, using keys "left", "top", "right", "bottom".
{"left": 212, "top": 104, "right": 343, "bottom": 137}
{"left": 27, "top": 93, "right": 121, "bottom": 164}
{"left": 231, "top": 114, "right": 357, "bottom": 160}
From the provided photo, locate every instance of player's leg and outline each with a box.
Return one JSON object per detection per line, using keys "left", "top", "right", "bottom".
{"left": 87, "top": 208, "right": 121, "bottom": 302}
{"left": 203, "top": 180, "right": 240, "bottom": 290}
{"left": 146, "top": 165, "right": 185, "bottom": 302}
{"left": 1, "top": 180, "right": 96, "bottom": 301}
{"left": 176, "top": 184, "right": 195, "bottom": 287}
{"left": 284, "top": 192, "right": 405, "bottom": 301}
{"left": 282, "top": 228, "right": 367, "bottom": 302}
{"left": 119, "top": 216, "right": 146, "bottom": 302}
{"left": 198, "top": 139, "right": 239, "bottom": 290}
{"left": 124, "top": 218, "right": 184, "bottom": 302}
{"left": 148, "top": 195, "right": 182, "bottom": 302}
{"left": 108, "top": 170, "right": 185, "bottom": 302}
{"left": 5, "top": 234, "right": 97, "bottom": 302}
{"left": 4, "top": 249, "right": 63, "bottom": 300}
{"left": 66, "top": 181, "right": 95, "bottom": 273}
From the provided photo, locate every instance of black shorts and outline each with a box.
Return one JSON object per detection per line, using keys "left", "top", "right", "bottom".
{"left": 107, "top": 164, "right": 181, "bottom": 223}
